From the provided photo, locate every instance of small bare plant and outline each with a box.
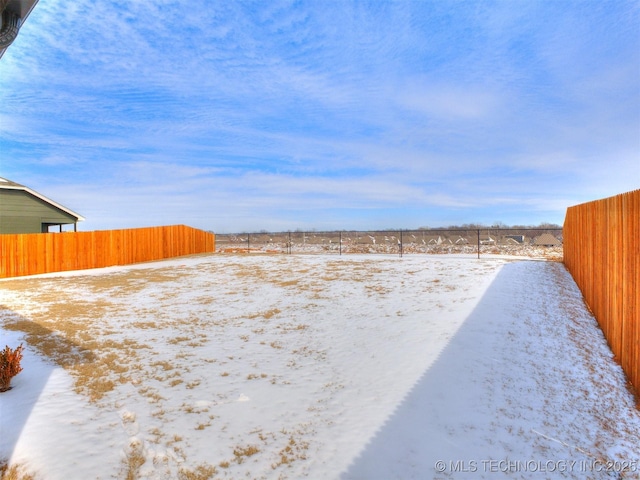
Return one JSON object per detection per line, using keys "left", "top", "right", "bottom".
{"left": 122, "top": 440, "right": 146, "bottom": 480}
{"left": 0, "top": 344, "right": 24, "bottom": 392}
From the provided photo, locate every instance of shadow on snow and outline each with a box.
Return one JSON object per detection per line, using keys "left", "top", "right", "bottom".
{"left": 0, "top": 308, "right": 94, "bottom": 466}
{"left": 340, "top": 261, "right": 603, "bottom": 479}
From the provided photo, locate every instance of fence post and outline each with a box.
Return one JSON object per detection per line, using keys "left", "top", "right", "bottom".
{"left": 477, "top": 229, "right": 480, "bottom": 259}
{"left": 247, "top": 233, "right": 250, "bottom": 254}
{"left": 399, "top": 230, "right": 403, "bottom": 257}
{"left": 339, "top": 231, "right": 342, "bottom": 255}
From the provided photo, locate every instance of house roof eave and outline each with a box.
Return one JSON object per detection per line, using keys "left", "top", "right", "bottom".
{"left": 0, "top": 0, "right": 41, "bottom": 59}
{"left": 0, "top": 178, "right": 85, "bottom": 222}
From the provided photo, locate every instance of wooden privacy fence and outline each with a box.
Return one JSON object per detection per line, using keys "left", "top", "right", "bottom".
{"left": 0, "top": 225, "right": 216, "bottom": 278}
{"left": 564, "top": 189, "right": 640, "bottom": 394}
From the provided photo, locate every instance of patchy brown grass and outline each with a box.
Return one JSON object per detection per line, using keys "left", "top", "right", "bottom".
{"left": 0, "top": 267, "right": 200, "bottom": 402}
{"left": 0, "top": 462, "right": 35, "bottom": 480}
{"left": 247, "top": 308, "right": 281, "bottom": 320}
{"left": 2, "top": 319, "right": 93, "bottom": 367}
{"left": 177, "top": 464, "right": 217, "bottom": 480}
{"left": 271, "top": 436, "right": 310, "bottom": 469}
{"left": 232, "top": 445, "right": 260, "bottom": 464}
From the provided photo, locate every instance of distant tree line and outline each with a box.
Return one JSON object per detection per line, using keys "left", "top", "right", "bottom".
{"left": 227, "top": 223, "right": 563, "bottom": 235}
{"left": 417, "top": 222, "right": 562, "bottom": 230}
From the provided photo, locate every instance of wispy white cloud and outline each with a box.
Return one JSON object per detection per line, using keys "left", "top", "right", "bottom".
{"left": 397, "top": 80, "right": 501, "bottom": 120}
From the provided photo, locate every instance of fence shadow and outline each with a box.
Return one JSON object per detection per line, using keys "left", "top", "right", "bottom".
{"left": 339, "top": 261, "right": 595, "bottom": 479}
{"left": 0, "top": 308, "right": 94, "bottom": 466}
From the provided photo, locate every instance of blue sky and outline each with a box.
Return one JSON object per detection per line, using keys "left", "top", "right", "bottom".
{"left": 1, "top": 0, "right": 638, "bottom": 233}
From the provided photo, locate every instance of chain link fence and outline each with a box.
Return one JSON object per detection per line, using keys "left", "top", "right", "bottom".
{"left": 215, "top": 228, "right": 563, "bottom": 260}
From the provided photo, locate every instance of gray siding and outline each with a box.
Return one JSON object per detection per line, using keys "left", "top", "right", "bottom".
{"left": 0, "top": 189, "right": 77, "bottom": 233}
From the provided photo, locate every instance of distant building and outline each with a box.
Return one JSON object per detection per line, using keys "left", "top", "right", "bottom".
{"left": 533, "top": 233, "right": 562, "bottom": 247}
{"left": 480, "top": 234, "right": 495, "bottom": 245}
{"left": 505, "top": 234, "right": 525, "bottom": 244}
{"left": 1, "top": 0, "right": 40, "bottom": 59}
{"left": 0, "top": 177, "right": 84, "bottom": 233}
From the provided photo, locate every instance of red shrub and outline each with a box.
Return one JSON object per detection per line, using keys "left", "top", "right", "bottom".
{"left": 0, "top": 344, "right": 24, "bottom": 392}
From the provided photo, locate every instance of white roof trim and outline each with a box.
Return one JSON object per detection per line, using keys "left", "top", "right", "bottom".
{"left": 0, "top": 178, "right": 85, "bottom": 222}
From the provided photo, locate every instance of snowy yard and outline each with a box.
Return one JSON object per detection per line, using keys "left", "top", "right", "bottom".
{"left": 1, "top": 253, "right": 638, "bottom": 479}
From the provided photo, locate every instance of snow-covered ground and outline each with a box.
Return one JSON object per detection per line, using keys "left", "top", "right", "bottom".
{"left": 1, "top": 253, "right": 638, "bottom": 479}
